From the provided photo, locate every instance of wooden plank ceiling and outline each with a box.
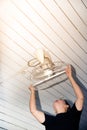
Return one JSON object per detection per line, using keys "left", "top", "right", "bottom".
{"left": 0, "top": 0, "right": 87, "bottom": 130}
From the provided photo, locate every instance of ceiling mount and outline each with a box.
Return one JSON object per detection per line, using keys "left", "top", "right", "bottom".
{"left": 28, "top": 49, "right": 67, "bottom": 90}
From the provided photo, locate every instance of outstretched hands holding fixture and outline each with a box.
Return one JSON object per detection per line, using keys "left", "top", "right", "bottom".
{"left": 28, "top": 65, "right": 73, "bottom": 91}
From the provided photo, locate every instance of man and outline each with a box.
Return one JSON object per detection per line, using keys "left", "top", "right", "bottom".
{"left": 29, "top": 65, "right": 84, "bottom": 130}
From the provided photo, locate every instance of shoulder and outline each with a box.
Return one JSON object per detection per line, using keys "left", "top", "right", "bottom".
{"left": 71, "top": 103, "right": 83, "bottom": 115}
{"left": 41, "top": 113, "right": 55, "bottom": 125}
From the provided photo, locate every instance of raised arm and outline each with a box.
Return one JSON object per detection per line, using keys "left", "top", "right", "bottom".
{"left": 29, "top": 85, "right": 45, "bottom": 123}
{"left": 65, "top": 65, "right": 84, "bottom": 111}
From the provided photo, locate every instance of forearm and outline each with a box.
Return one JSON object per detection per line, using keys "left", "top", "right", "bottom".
{"left": 29, "top": 87, "right": 45, "bottom": 123}
{"left": 66, "top": 65, "right": 84, "bottom": 110}
{"left": 29, "top": 91, "right": 36, "bottom": 113}
{"left": 69, "top": 76, "right": 84, "bottom": 99}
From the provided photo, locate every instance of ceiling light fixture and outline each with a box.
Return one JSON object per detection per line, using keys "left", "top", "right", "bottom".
{"left": 28, "top": 49, "right": 67, "bottom": 89}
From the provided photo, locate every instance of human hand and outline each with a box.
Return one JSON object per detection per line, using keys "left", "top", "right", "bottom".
{"left": 29, "top": 85, "right": 35, "bottom": 93}
{"left": 65, "top": 65, "right": 72, "bottom": 78}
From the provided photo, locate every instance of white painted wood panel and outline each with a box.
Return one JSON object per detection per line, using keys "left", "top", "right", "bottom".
{"left": 0, "top": 0, "right": 87, "bottom": 130}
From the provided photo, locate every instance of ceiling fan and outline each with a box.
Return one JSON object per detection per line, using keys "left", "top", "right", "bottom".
{"left": 27, "top": 49, "right": 67, "bottom": 89}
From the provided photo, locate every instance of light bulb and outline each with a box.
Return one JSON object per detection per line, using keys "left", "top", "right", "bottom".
{"left": 36, "top": 49, "right": 44, "bottom": 64}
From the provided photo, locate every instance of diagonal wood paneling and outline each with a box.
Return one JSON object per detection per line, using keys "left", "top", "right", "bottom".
{"left": 0, "top": 0, "right": 87, "bottom": 130}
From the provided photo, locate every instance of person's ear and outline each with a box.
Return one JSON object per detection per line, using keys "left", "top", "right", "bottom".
{"left": 66, "top": 105, "right": 69, "bottom": 108}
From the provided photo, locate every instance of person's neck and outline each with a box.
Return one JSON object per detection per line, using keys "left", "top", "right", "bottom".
{"left": 56, "top": 109, "right": 67, "bottom": 114}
